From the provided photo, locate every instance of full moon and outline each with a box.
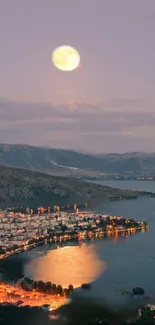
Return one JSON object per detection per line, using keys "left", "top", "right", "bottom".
{"left": 52, "top": 45, "right": 80, "bottom": 71}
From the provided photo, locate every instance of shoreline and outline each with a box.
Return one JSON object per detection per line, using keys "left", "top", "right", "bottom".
{"left": 0, "top": 188, "right": 155, "bottom": 211}
{"left": 0, "top": 281, "right": 66, "bottom": 311}
{"left": 0, "top": 215, "right": 150, "bottom": 313}
{"left": 0, "top": 223, "right": 149, "bottom": 261}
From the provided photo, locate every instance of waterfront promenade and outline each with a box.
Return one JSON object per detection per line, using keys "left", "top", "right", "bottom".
{"left": 0, "top": 224, "right": 149, "bottom": 261}
{"left": 0, "top": 209, "right": 149, "bottom": 260}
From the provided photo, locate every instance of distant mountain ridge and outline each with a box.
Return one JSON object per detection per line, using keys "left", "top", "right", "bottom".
{"left": 0, "top": 144, "right": 155, "bottom": 176}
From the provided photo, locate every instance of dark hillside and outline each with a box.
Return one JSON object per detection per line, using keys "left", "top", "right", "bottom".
{"left": 0, "top": 166, "right": 146, "bottom": 208}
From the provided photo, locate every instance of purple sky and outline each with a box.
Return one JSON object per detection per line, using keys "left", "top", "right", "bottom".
{"left": 0, "top": 0, "right": 155, "bottom": 153}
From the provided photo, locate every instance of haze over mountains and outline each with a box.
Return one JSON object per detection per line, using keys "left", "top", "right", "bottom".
{"left": 0, "top": 144, "right": 155, "bottom": 177}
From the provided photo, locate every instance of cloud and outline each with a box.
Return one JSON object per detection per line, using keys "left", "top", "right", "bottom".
{"left": 125, "top": 125, "right": 155, "bottom": 138}
{"left": 106, "top": 98, "right": 141, "bottom": 109}
{"left": 0, "top": 97, "right": 155, "bottom": 152}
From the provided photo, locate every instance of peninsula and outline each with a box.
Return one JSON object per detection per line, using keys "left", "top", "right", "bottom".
{"left": 0, "top": 210, "right": 148, "bottom": 260}
{"left": 0, "top": 166, "right": 154, "bottom": 209}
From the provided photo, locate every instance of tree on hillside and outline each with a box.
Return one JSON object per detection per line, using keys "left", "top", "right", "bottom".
{"left": 51, "top": 283, "right": 57, "bottom": 295}
{"left": 45, "top": 281, "right": 52, "bottom": 293}
{"left": 32, "top": 281, "right": 37, "bottom": 290}
{"left": 68, "top": 284, "right": 74, "bottom": 294}
{"left": 37, "top": 280, "right": 46, "bottom": 293}
{"left": 56, "top": 284, "right": 63, "bottom": 295}
{"left": 20, "top": 279, "right": 29, "bottom": 291}
{"left": 63, "top": 288, "right": 69, "bottom": 296}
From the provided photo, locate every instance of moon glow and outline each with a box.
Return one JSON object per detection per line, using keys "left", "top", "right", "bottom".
{"left": 52, "top": 45, "right": 80, "bottom": 71}
{"left": 25, "top": 244, "right": 106, "bottom": 288}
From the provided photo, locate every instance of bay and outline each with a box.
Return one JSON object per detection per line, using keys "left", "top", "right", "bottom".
{"left": 2, "top": 180, "right": 155, "bottom": 297}
{"left": 88, "top": 179, "right": 155, "bottom": 192}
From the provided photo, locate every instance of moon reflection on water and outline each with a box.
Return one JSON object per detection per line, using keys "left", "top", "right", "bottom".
{"left": 25, "top": 244, "right": 107, "bottom": 288}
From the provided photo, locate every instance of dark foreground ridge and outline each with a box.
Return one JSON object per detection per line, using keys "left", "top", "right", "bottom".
{"left": 0, "top": 166, "right": 153, "bottom": 208}
{"left": 0, "top": 296, "right": 155, "bottom": 325}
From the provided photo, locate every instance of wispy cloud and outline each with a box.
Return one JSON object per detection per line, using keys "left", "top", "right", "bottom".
{"left": 0, "top": 97, "right": 155, "bottom": 152}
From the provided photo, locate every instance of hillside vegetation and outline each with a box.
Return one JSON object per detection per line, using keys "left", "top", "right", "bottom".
{"left": 0, "top": 166, "right": 148, "bottom": 208}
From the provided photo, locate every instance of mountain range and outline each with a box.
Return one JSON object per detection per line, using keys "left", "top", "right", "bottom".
{"left": 0, "top": 144, "right": 155, "bottom": 177}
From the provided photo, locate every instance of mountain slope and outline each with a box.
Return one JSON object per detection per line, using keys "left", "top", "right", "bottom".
{"left": 0, "top": 166, "right": 146, "bottom": 208}
{"left": 0, "top": 144, "right": 155, "bottom": 175}
{"left": 0, "top": 144, "right": 102, "bottom": 177}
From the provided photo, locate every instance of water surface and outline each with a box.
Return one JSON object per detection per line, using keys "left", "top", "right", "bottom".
{"left": 89, "top": 179, "right": 155, "bottom": 192}
{"left": 2, "top": 181, "right": 155, "bottom": 296}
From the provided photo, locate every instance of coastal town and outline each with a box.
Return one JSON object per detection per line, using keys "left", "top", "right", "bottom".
{"left": 0, "top": 205, "right": 152, "bottom": 322}
{"left": 0, "top": 205, "right": 149, "bottom": 259}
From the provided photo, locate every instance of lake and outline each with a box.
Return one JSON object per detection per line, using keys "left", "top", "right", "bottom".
{"left": 1, "top": 180, "right": 155, "bottom": 297}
